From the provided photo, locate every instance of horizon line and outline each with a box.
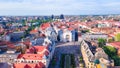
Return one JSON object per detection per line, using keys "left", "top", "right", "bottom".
{"left": 0, "top": 14, "right": 120, "bottom": 16}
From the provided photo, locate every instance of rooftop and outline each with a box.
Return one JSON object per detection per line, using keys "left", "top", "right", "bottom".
{"left": 40, "top": 23, "right": 51, "bottom": 30}
{"left": 17, "top": 54, "right": 43, "bottom": 60}
{"left": 13, "top": 62, "right": 45, "bottom": 68}
{"left": 108, "top": 42, "right": 120, "bottom": 49}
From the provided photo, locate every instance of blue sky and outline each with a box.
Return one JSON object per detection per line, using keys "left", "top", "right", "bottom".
{"left": 0, "top": 0, "right": 120, "bottom": 15}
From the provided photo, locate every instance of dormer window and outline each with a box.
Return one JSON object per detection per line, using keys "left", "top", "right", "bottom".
{"left": 45, "top": 41, "right": 48, "bottom": 45}
{"left": 43, "top": 55, "right": 47, "bottom": 59}
{"left": 32, "top": 61, "right": 34, "bottom": 63}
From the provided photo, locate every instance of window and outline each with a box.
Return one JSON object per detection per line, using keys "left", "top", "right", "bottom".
{"left": 86, "top": 51, "right": 89, "bottom": 54}
{"left": 32, "top": 61, "right": 34, "bottom": 63}
{"left": 66, "top": 35, "right": 70, "bottom": 42}
{"left": 21, "top": 60, "right": 23, "bottom": 63}
{"left": 84, "top": 45, "right": 86, "bottom": 48}
{"left": 28, "top": 61, "right": 30, "bottom": 63}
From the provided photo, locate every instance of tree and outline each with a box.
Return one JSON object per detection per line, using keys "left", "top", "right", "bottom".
{"left": 79, "top": 57, "right": 83, "bottom": 62}
{"left": 103, "top": 46, "right": 120, "bottom": 66}
{"left": 24, "top": 30, "right": 29, "bottom": 37}
{"left": 98, "top": 38, "right": 106, "bottom": 47}
{"left": 115, "top": 33, "right": 120, "bottom": 41}
{"left": 22, "top": 20, "right": 27, "bottom": 26}
{"left": 112, "top": 56, "right": 120, "bottom": 66}
{"left": 103, "top": 46, "right": 117, "bottom": 58}
{"left": 107, "top": 38, "right": 114, "bottom": 43}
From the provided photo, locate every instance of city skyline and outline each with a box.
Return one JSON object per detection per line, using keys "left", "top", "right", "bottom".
{"left": 0, "top": 0, "right": 120, "bottom": 15}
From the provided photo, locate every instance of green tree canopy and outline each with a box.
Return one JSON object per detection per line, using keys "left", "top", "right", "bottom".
{"left": 107, "top": 38, "right": 114, "bottom": 43}
{"left": 103, "top": 46, "right": 117, "bottom": 58}
{"left": 115, "top": 33, "right": 120, "bottom": 41}
{"left": 98, "top": 38, "right": 106, "bottom": 47}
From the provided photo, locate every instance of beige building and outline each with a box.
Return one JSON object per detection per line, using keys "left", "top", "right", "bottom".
{"left": 81, "top": 40, "right": 114, "bottom": 68}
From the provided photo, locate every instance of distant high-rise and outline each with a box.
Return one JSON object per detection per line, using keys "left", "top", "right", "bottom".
{"left": 60, "top": 14, "right": 64, "bottom": 19}
{"left": 51, "top": 15, "right": 54, "bottom": 19}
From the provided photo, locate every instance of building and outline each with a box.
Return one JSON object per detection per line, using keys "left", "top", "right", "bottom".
{"left": 0, "top": 48, "right": 20, "bottom": 63}
{"left": 14, "top": 44, "right": 55, "bottom": 68}
{"left": 44, "top": 27, "right": 57, "bottom": 42}
{"left": 107, "top": 42, "right": 120, "bottom": 56}
{"left": 13, "top": 37, "right": 55, "bottom": 68}
{"left": 13, "top": 61, "right": 45, "bottom": 68}
{"left": 10, "top": 31, "right": 25, "bottom": 42}
{"left": 40, "top": 23, "right": 58, "bottom": 42}
{"left": 97, "top": 23, "right": 112, "bottom": 28}
{"left": 81, "top": 40, "right": 114, "bottom": 68}
{"left": 82, "top": 33, "right": 108, "bottom": 41}
{"left": 57, "top": 28, "right": 78, "bottom": 42}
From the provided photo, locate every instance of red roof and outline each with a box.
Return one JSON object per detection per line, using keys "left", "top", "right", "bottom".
{"left": 68, "top": 27, "right": 74, "bottom": 31}
{"left": 17, "top": 46, "right": 49, "bottom": 60}
{"left": 26, "top": 49, "right": 34, "bottom": 54}
{"left": 109, "top": 42, "right": 120, "bottom": 49}
{"left": 17, "top": 54, "right": 43, "bottom": 60}
{"left": 35, "top": 64, "right": 39, "bottom": 68}
{"left": 30, "top": 29, "right": 38, "bottom": 34}
{"left": 25, "top": 46, "right": 47, "bottom": 54}
{"left": 40, "top": 23, "right": 51, "bottom": 30}
{"left": 34, "top": 46, "right": 47, "bottom": 52}
{"left": 24, "top": 64, "right": 31, "bottom": 68}
{"left": 13, "top": 62, "right": 45, "bottom": 68}
{"left": 108, "top": 33, "right": 115, "bottom": 37}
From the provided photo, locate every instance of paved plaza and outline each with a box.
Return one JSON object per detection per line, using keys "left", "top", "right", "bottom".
{"left": 49, "top": 41, "right": 82, "bottom": 68}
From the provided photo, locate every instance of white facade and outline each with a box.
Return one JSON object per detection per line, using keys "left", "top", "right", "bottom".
{"left": 43, "top": 37, "right": 52, "bottom": 45}
{"left": 44, "top": 27, "right": 58, "bottom": 42}
{"left": 62, "top": 30, "right": 72, "bottom": 42}
{"left": 81, "top": 40, "right": 114, "bottom": 68}
{"left": 82, "top": 33, "right": 108, "bottom": 40}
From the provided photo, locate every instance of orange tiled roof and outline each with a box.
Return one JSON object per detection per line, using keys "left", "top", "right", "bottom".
{"left": 108, "top": 33, "right": 115, "bottom": 37}
{"left": 17, "top": 54, "right": 43, "bottom": 60}
{"left": 109, "top": 42, "right": 120, "bottom": 49}
{"left": 13, "top": 62, "right": 45, "bottom": 68}
{"left": 30, "top": 29, "right": 38, "bottom": 34}
{"left": 40, "top": 23, "right": 51, "bottom": 30}
{"left": 34, "top": 46, "right": 47, "bottom": 52}
{"left": 68, "top": 27, "right": 74, "bottom": 31}
{"left": 26, "top": 46, "right": 44, "bottom": 54}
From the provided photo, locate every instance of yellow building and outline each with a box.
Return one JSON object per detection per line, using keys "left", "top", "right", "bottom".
{"left": 81, "top": 40, "right": 114, "bottom": 68}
